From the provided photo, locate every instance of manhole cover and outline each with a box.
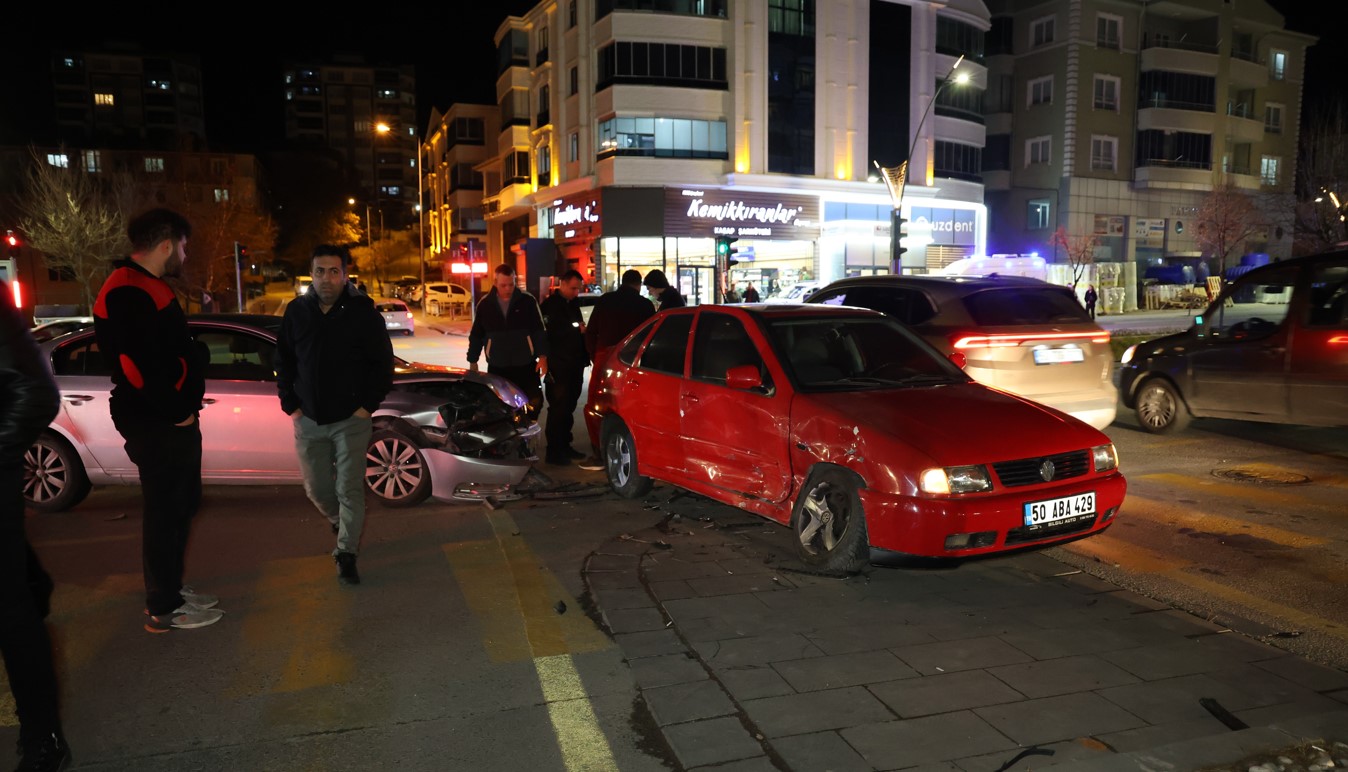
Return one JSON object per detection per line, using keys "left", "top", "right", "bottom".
{"left": 1211, "top": 467, "right": 1310, "bottom": 485}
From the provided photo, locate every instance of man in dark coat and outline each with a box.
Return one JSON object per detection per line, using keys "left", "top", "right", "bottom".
{"left": 743, "top": 283, "right": 761, "bottom": 303}
{"left": 277, "top": 244, "right": 394, "bottom": 585}
{"left": 1, "top": 279, "right": 71, "bottom": 770}
{"left": 580, "top": 269, "right": 655, "bottom": 468}
{"left": 466, "top": 263, "right": 548, "bottom": 420}
{"left": 642, "top": 269, "right": 685, "bottom": 310}
{"left": 540, "top": 270, "right": 590, "bottom": 465}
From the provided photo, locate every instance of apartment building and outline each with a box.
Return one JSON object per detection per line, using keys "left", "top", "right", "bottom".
{"left": 983, "top": 0, "right": 1315, "bottom": 306}
{"left": 283, "top": 57, "right": 419, "bottom": 231}
{"left": 49, "top": 47, "right": 206, "bottom": 150}
{"left": 423, "top": 103, "right": 499, "bottom": 278}
{"left": 456, "top": 0, "right": 991, "bottom": 304}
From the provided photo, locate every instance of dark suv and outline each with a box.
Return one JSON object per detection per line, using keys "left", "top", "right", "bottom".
{"left": 1117, "top": 250, "right": 1348, "bottom": 432}
{"left": 807, "top": 274, "right": 1117, "bottom": 429}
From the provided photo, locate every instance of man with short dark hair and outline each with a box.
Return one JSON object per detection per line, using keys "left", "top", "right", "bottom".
{"left": 642, "top": 269, "right": 685, "bottom": 310}
{"left": 540, "top": 270, "right": 590, "bottom": 465}
{"left": 466, "top": 263, "right": 548, "bottom": 420}
{"left": 94, "top": 207, "right": 224, "bottom": 633}
{"left": 277, "top": 244, "right": 393, "bottom": 586}
{"left": 579, "top": 269, "right": 655, "bottom": 469}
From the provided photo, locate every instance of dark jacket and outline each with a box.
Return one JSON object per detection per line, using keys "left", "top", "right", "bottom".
{"left": 466, "top": 288, "right": 548, "bottom": 368}
{"left": 1, "top": 280, "right": 60, "bottom": 466}
{"left": 657, "top": 287, "right": 686, "bottom": 310}
{"left": 540, "top": 292, "right": 589, "bottom": 372}
{"left": 93, "top": 259, "right": 206, "bottom": 425}
{"left": 277, "top": 284, "right": 393, "bottom": 425}
{"left": 585, "top": 285, "right": 656, "bottom": 356}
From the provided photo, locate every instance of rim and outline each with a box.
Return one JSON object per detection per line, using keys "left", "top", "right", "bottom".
{"left": 365, "top": 435, "right": 426, "bottom": 501}
{"left": 1137, "top": 383, "right": 1177, "bottom": 430}
{"left": 607, "top": 433, "right": 634, "bottom": 487}
{"left": 23, "top": 441, "right": 70, "bottom": 505}
{"left": 796, "top": 480, "right": 850, "bottom": 556}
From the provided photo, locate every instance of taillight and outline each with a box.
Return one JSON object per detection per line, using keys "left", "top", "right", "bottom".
{"left": 406, "top": 312, "right": 414, "bottom": 320}
{"left": 949, "top": 330, "right": 1110, "bottom": 349}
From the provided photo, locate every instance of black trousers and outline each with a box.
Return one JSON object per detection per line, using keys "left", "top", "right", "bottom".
{"left": 489, "top": 363, "right": 543, "bottom": 421}
{"left": 116, "top": 417, "right": 203, "bottom": 616}
{"left": 545, "top": 366, "right": 584, "bottom": 453}
{"left": 0, "top": 464, "right": 62, "bottom": 741}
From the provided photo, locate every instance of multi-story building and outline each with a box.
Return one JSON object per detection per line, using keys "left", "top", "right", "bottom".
{"left": 423, "top": 103, "right": 499, "bottom": 281}
{"left": 983, "top": 0, "right": 1315, "bottom": 309}
{"left": 49, "top": 46, "right": 207, "bottom": 150}
{"left": 283, "top": 56, "right": 418, "bottom": 232}
{"left": 457, "top": 0, "right": 991, "bottom": 304}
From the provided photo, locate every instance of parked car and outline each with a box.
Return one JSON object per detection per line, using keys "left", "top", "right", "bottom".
{"left": 585, "top": 304, "right": 1126, "bottom": 573}
{"left": 30, "top": 317, "right": 94, "bottom": 343}
{"left": 807, "top": 274, "right": 1117, "bottom": 430}
{"left": 763, "top": 280, "right": 820, "bottom": 304}
{"left": 1117, "top": 250, "right": 1348, "bottom": 433}
{"left": 375, "top": 298, "right": 415, "bottom": 336}
{"left": 391, "top": 277, "right": 422, "bottom": 302}
{"left": 577, "top": 292, "right": 602, "bottom": 324}
{"left": 22, "top": 315, "right": 540, "bottom": 513}
{"left": 293, "top": 275, "right": 312, "bottom": 297}
{"left": 424, "top": 282, "right": 471, "bottom": 316}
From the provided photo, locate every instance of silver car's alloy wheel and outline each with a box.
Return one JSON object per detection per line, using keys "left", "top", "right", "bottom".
{"left": 365, "top": 430, "right": 431, "bottom": 507}
{"left": 604, "top": 422, "right": 652, "bottom": 499}
{"left": 23, "top": 433, "right": 92, "bottom": 512}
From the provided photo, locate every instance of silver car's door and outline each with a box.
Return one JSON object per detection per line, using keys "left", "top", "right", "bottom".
{"left": 47, "top": 335, "right": 135, "bottom": 476}
{"left": 193, "top": 328, "right": 302, "bottom": 482}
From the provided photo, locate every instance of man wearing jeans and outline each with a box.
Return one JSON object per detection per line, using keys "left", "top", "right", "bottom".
{"left": 277, "top": 244, "right": 393, "bottom": 585}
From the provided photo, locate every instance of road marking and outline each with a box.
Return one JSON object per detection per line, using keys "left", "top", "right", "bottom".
{"left": 1125, "top": 488, "right": 1329, "bottom": 549}
{"left": 444, "top": 511, "right": 617, "bottom": 772}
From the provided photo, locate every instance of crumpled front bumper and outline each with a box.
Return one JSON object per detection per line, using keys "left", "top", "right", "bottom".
{"left": 425, "top": 422, "right": 541, "bottom": 503}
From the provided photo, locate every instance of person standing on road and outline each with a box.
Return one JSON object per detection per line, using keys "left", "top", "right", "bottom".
{"left": 580, "top": 269, "right": 655, "bottom": 469}
{"left": 466, "top": 263, "right": 548, "bottom": 421}
{"left": 1, "top": 279, "right": 71, "bottom": 771}
{"left": 642, "top": 269, "right": 685, "bottom": 310}
{"left": 277, "top": 244, "right": 393, "bottom": 586}
{"left": 1084, "top": 284, "right": 1099, "bottom": 320}
{"left": 743, "top": 283, "right": 760, "bottom": 303}
{"left": 94, "top": 208, "right": 224, "bottom": 634}
{"left": 540, "top": 270, "right": 590, "bottom": 465}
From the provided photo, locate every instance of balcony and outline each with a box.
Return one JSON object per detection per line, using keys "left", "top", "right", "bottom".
{"left": 1140, "top": 36, "right": 1218, "bottom": 76}
{"left": 1134, "top": 158, "right": 1212, "bottom": 189}
{"left": 1138, "top": 99, "right": 1216, "bottom": 133}
{"left": 1223, "top": 113, "right": 1263, "bottom": 144}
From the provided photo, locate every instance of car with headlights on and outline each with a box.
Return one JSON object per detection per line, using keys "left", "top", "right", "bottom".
{"left": 584, "top": 304, "right": 1126, "bottom": 573}
{"left": 23, "top": 314, "right": 539, "bottom": 513}
{"left": 375, "top": 298, "right": 415, "bottom": 336}
{"left": 807, "top": 274, "right": 1117, "bottom": 430}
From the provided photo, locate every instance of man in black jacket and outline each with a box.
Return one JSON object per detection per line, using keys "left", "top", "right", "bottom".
{"left": 466, "top": 263, "right": 548, "bottom": 420}
{"left": 642, "top": 269, "right": 685, "bottom": 310}
{"left": 277, "top": 244, "right": 393, "bottom": 585}
{"left": 580, "top": 269, "right": 655, "bottom": 468}
{"left": 1, "top": 280, "right": 70, "bottom": 771}
{"left": 94, "top": 208, "right": 224, "bottom": 633}
{"left": 540, "top": 270, "right": 590, "bottom": 465}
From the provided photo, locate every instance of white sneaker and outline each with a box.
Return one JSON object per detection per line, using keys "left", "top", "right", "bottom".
{"left": 145, "top": 604, "right": 225, "bottom": 633}
{"left": 577, "top": 455, "right": 604, "bottom": 471}
{"left": 180, "top": 585, "right": 218, "bottom": 609}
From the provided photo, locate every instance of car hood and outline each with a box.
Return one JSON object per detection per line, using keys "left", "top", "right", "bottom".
{"left": 795, "top": 382, "right": 1108, "bottom": 465}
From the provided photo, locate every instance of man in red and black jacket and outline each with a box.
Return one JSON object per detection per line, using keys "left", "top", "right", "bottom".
{"left": 94, "top": 208, "right": 223, "bottom": 634}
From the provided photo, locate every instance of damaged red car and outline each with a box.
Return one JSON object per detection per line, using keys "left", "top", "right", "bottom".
{"left": 584, "top": 304, "right": 1126, "bottom": 573}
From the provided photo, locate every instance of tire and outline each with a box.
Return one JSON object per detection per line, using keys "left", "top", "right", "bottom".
{"left": 603, "top": 421, "right": 653, "bottom": 499}
{"left": 365, "top": 429, "right": 432, "bottom": 507}
{"left": 1134, "top": 378, "right": 1191, "bottom": 434}
{"left": 23, "top": 432, "right": 92, "bottom": 513}
{"left": 791, "top": 467, "right": 869, "bottom": 574}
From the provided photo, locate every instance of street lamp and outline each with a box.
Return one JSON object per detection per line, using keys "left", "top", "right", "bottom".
{"left": 876, "top": 54, "right": 969, "bottom": 273}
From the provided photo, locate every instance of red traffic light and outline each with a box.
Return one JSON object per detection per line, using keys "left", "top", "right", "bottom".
{"left": 5, "top": 231, "right": 17, "bottom": 248}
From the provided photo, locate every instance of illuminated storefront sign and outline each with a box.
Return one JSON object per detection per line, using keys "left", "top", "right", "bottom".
{"left": 550, "top": 194, "right": 602, "bottom": 241}
{"left": 664, "top": 187, "right": 821, "bottom": 240}
{"left": 909, "top": 207, "right": 976, "bottom": 246}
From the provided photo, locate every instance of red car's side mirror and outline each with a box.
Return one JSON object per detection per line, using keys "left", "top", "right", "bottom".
{"left": 725, "top": 364, "right": 763, "bottom": 390}
{"left": 948, "top": 351, "right": 967, "bottom": 370}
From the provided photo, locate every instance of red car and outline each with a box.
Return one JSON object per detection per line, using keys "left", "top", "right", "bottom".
{"left": 585, "top": 304, "right": 1126, "bottom": 573}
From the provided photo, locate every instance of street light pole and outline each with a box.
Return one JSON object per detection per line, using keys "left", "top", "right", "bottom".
{"left": 417, "top": 134, "right": 425, "bottom": 294}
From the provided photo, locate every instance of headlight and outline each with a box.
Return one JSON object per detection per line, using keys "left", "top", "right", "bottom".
{"left": 1091, "top": 443, "right": 1118, "bottom": 472}
{"left": 485, "top": 378, "right": 529, "bottom": 410}
{"left": 1120, "top": 344, "right": 1138, "bottom": 365}
{"left": 919, "top": 464, "right": 992, "bottom": 494}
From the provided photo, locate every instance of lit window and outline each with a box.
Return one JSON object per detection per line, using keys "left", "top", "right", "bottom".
{"left": 1028, "top": 199, "right": 1051, "bottom": 229}
{"left": 62, "top": 57, "right": 75, "bottom": 68}
{"left": 1090, "top": 136, "right": 1117, "bottom": 171}
{"left": 145, "top": 157, "right": 164, "bottom": 173}
{"left": 1260, "top": 156, "right": 1280, "bottom": 186}
{"left": 1270, "top": 50, "right": 1287, "bottom": 81}
{"left": 83, "top": 150, "right": 101, "bottom": 173}
{"left": 1026, "top": 136, "right": 1051, "bottom": 166}
{"left": 1093, "top": 75, "right": 1119, "bottom": 110}
{"left": 1028, "top": 76, "right": 1053, "bottom": 106}
{"left": 47, "top": 154, "right": 69, "bottom": 168}
{"left": 94, "top": 93, "right": 115, "bottom": 106}
{"left": 569, "top": 131, "right": 579, "bottom": 162}
{"left": 1031, "top": 16, "right": 1055, "bottom": 47}
{"left": 214, "top": 188, "right": 230, "bottom": 203}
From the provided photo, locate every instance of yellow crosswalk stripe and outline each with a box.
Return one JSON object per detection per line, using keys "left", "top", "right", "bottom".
{"left": 1124, "top": 488, "right": 1329, "bottom": 549}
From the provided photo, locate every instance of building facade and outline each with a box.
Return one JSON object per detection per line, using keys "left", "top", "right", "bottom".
{"left": 49, "top": 47, "right": 207, "bottom": 150}
{"left": 423, "top": 103, "right": 499, "bottom": 281}
{"left": 443, "top": 0, "right": 991, "bottom": 304}
{"left": 283, "top": 56, "right": 419, "bottom": 232}
{"left": 983, "top": 0, "right": 1315, "bottom": 308}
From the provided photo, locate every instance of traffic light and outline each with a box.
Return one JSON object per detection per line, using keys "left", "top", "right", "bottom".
{"left": 717, "top": 236, "right": 741, "bottom": 266}
{"left": 894, "top": 216, "right": 908, "bottom": 261}
{"left": 5, "top": 230, "right": 19, "bottom": 258}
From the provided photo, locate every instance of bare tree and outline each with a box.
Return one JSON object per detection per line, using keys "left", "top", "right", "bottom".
{"left": 1049, "top": 226, "right": 1099, "bottom": 289}
{"left": 175, "top": 192, "right": 278, "bottom": 312}
{"left": 1295, "top": 96, "right": 1348, "bottom": 253}
{"left": 1193, "top": 180, "right": 1267, "bottom": 277}
{"left": 15, "top": 146, "right": 138, "bottom": 310}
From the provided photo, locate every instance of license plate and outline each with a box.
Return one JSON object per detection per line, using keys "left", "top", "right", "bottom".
{"left": 1024, "top": 491, "right": 1096, "bottom": 527}
{"left": 1033, "top": 347, "right": 1086, "bottom": 365}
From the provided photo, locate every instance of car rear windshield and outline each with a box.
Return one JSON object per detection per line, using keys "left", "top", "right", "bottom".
{"left": 376, "top": 303, "right": 406, "bottom": 312}
{"left": 962, "top": 288, "right": 1091, "bottom": 326}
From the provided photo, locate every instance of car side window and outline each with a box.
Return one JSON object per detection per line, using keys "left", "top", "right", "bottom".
{"left": 637, "top": 315, "right": 692, "bottom": 375}
{"left": 1206, "top": 264, "right": 1299, "bottom": 341}
{"left": 50, "top": 338, "right": 112, "bottom": 376}
{"left": 690, "top": 312, "right": 771, "bottom": 389}
{"left": 195, "top": 330, "right": 277, "bottom": 381}
{"left": 1306, "top": 263, "right": 1348, "bottom": 328}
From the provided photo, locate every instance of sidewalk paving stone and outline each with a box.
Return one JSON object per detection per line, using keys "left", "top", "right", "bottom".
{"left": 770, "top": 731, "right": 873, "bottom": 772}
{"left": 1095, "top": 715, "right": 1234, "bottom": 753}
{"left": 771, "top": 650, "right": 918, "bottom": 692}
{"left": 686, "top": 573, "right": 796, "bottom": 596}
{"left": 951, "top": 737, "right": 1115, "bottom": 772}
{"left": 688, "top": 758, "right": 780, "bottom": 772}
{"left": 693, "top": 633, "right": 826, "bottom": 667}
{"left": 647, "top": 579, "right": 698, "bottom": 601}
{"left": 614, "top": 629, "right": 688, "bottom": 659}
{"left": 997, "top": 624, "right": 1148, "bottom": 659}
{"left": 590, "top": 587, "right": 657, "bottom": 611}
{"left": 743, "top": 686, "right": 896, "bottom": 737}
{"left": 974, "top": 691, "right": 1148, "bottom": 746}
{"left": 629, "top": 652, "right": 710, "bottom": 689}
{"left": 841, "top": 711, "right": 1016, "bottom": 768}
{"left": 662, "top": 594, "right": 775, "bottom": 622}
{"left": 891, "top": 635, "right": 1035, "bottom": 675}
{"left": 987, "top": 654, "right": 1142, "bottom": 698}
{"left": 643, "top": 680, "right": 739, "bottom": 726}
{"left": 586, "top": 553, "right": 641, "bottom": 571}
{"left": 714, "top": 664, "right": 796, "bottom": 701}
{"left": 662, "top": 717, "right": 765, "bottom": 769}
{"left": 1101, "top": 637, "right": 1268, "bottom": 681}
{"left": 603, "top": 607, "right": 668, "bottom": 634}
{"left": 803, "top": 621, "right": 936, "bottom": 655}
{"left": 868, "top": 669, "right": 1026, "bottom": 718}
{"left": 1252, "top": 654, "right": 1348, "bottom": 691}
